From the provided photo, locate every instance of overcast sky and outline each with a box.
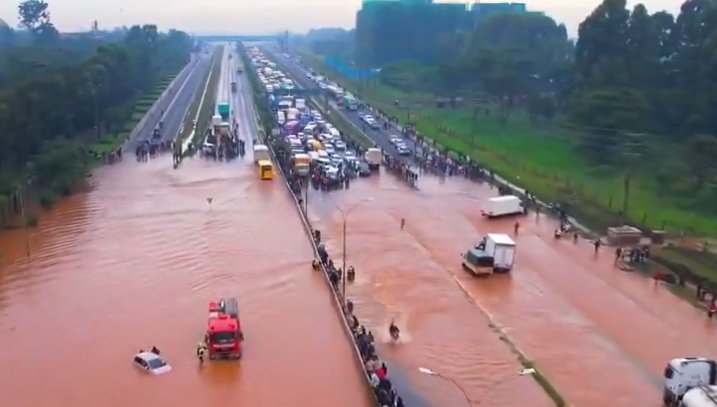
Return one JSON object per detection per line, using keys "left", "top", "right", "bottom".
{"left": 0, "top": 0, "right": 685, "bottom": 37}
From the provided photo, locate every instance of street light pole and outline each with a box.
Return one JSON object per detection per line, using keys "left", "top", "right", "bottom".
{"left": 334, "top": 198, "right": 373, "bottom": 302}
{"left": 418, "top": 367, "right": 472, "bottom": 406}
{"left": 418, "top": 366, "right": 535, "bottom": 406}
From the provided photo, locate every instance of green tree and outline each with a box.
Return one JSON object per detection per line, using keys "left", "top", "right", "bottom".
{"left": 684, "top": 134, "right": 717, "bottom": 190}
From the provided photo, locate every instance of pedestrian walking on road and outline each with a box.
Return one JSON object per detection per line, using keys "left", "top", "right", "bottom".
{"left": 196, "top": 342, "right": 207, "bottom": 364}
{"left": 614, "top": 247, "right": 623, "bottom": 265}
{"left": 400, "top": 218, "right": 405, "bottom": 230}
{"left": 594, "top": 239, "right": 601, "bottom": 254}
{"left": 514, "top": 221, "right": 520, "bottom": 235}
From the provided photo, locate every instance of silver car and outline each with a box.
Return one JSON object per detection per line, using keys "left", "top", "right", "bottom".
{"left": 133, "top": 351, "right": 172, "bottom": 375}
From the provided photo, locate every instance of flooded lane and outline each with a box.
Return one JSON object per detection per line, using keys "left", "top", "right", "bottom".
{"left": 306, "top": 176, "right": 554, "bottom": 407}
{"left": 308, "top": 171, "right": 717, "bottom": 406}
{"left": 0, "top": 45, "right": 372, "bottom": 407}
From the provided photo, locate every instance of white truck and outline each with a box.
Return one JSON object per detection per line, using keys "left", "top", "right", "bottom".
{"left": 663, "top": 357, "right": 717, "bottom": 406}
{"left": 253, "top": 144, "right": 270, "bottom": 164}
{"left": 364, "top": 148, "right": 382, "bottom": 171}
{"left": 295, "top": 98, "right": 306, "bottom": 111}
{"left": 481, "top": 195, "right": 524, "bottom": 218}
{"left": 462, "top": 233, "right": 516, "bottom": 275}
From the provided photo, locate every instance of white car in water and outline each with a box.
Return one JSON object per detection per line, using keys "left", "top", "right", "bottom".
{"left": 133, "top": 351, "right": 172, "bottom": 375}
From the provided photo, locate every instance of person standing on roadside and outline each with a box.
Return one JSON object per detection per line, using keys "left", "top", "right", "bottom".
{"left": 400, "top": 218, "right": 405, "bottom": 230}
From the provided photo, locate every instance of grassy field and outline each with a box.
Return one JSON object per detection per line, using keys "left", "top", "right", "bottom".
{"left": 300, "top": 53, "right": 717, "bottom": 238}
{"left": 90, "top": 72, "right": 180, "bottom": 156}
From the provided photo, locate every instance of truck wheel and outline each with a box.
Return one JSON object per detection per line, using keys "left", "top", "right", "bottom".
{"left": 662, "top": 389, "right": 673, "bottom": 406}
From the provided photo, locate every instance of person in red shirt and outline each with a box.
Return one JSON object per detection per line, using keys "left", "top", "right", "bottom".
{"left": 376, "top": 366, "right": 386, "bottom": 381}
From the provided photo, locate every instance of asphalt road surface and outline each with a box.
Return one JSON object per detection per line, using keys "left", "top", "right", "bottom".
{"left": 124, "top": 51, "right": 212, "bottom": 152}
{"left": 262, "top": 47, "right": 418, "bottom": 160}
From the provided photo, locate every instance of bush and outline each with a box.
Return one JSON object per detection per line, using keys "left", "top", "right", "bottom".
{"left": 24, "top": 213, "right": 39, "bottom": 227}
{"left": 39, "top": 191, "right": 56, "bottom": 209}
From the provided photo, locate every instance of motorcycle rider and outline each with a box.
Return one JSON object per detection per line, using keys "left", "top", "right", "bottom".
{"left": 389, "top": 320, "right": 400, "bottom": 340}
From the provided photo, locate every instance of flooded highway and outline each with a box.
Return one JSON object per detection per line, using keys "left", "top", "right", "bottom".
{"left": 307, "top": 171, "right": 717, "bottom": 407}
{"left": 0, "top": 45, "right": 371, "bottom": 407}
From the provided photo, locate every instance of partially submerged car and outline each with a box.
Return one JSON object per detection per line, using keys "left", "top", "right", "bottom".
{"left": 133, "top": 351, "right": 172, "bottom": 375}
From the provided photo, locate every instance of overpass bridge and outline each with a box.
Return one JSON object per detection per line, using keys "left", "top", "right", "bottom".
{"left": 198, "top": 34, "right": 288, "bottom": 50}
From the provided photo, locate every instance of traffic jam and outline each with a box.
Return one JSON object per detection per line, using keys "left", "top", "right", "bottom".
{"left": 248, "top": 46, "right": 381, "bottom": 191}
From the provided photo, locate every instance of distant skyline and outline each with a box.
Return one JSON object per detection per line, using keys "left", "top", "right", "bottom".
{"left": 0, "top": 0, "right": 686, "bottom": 37}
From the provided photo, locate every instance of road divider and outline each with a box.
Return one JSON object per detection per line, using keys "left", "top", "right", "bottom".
{"left": 239, "top": 42, "right": 400, "bottom": 407}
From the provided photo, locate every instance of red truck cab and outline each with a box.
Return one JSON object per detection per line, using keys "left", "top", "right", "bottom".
{"left": 206, "top": 298, "right": 243, "bottom": 360}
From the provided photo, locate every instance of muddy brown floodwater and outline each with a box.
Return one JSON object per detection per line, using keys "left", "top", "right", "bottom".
{"left": 307, "top": 170, "right": 717, "bottom": 407}
{"left": 0, "top": 157, "right": 372, "bottom": 407}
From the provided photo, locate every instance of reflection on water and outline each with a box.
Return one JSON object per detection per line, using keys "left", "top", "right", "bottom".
{"left": 0, "top": 157, "right": 371, "bottom": 407}
{"left": 308, "top": 169, "right": 717, "bottom": 407}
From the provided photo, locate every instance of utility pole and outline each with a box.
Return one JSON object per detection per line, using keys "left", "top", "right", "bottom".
{"left": 620, "top": 132, "right": 646, "bottom": 225}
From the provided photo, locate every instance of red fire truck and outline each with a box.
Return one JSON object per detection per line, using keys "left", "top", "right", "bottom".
{"left": 205, "top": 298, "right": 243, "bottom": 360}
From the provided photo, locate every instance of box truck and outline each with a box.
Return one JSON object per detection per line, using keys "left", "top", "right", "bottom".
{"left": 364, "top": 148, "right": 382, "bottom": 171}
{"left": 481, "top": 195, "right": 524, "bottom": 218}
{"left": 253, "top": 144, "right": 270, "bottom": 164}
{"left": 462, "top": 233, "right": 516, "bottom": 275}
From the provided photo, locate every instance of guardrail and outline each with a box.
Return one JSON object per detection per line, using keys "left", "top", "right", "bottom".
{"left": 240, "top": 44, "right": 383, "bottom": 407}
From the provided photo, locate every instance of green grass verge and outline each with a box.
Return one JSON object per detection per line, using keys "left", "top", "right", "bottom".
{"left": 89, "top": 71, "right": 182, "bottom": 157}
{"left": 300, "top": 52, "right": 717, "bottom": 238}
{"left": 185, "top": 45, "right": 223, "bottom": 155}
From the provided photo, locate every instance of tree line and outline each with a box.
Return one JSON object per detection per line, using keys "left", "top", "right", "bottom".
{"left": 308, "top": 0, "right": 717, "bottom": 215}
{"left": 0, "top": 0, "right": 192, "bottom": 212}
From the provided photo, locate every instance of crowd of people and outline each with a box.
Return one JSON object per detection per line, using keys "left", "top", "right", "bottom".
{"left": 309, "top": 228, "right": 405, "bottom": 407}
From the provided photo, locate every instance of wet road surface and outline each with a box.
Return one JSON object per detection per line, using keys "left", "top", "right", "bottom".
{"left": 0, "top": 44, "right": 372, "bottom": 407}
{"left": 307, "top": 171, "right": 717, "bottom": 407}
{"left": 124, "top": 52, "right": 211, "bottom": 152}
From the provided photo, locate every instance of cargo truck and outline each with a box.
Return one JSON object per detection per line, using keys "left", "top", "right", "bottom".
{"left": 344, "top": 94, "right": 358, "bottom": 111}
{"left": 364, "top": 148, "right": 382, "bottom": 171}
{"left": 663, "top": 357, "right": 717, "bottom": 406}
{"left": 253, "top": 144, "right": 270, "bottom": 164}
{"left": 481, "top": 195, "right": 524, "bottom": 218}
{"left": 218, "top": 103, "right": 230, "bottom": 121}
{"left": 462, "top": 233, "right": 516, "bottom": 275}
